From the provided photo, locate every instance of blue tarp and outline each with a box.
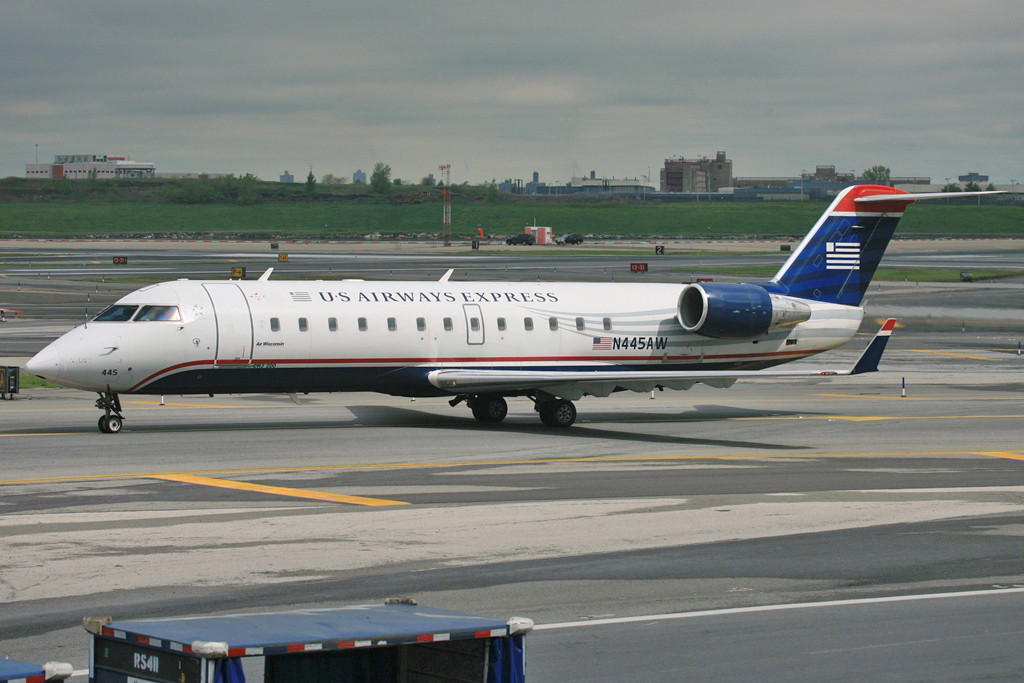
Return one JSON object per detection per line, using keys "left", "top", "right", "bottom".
{"left": 0, "top": 659, "right": 44, "bottom": 681}
{"left": 106, "top": 604, "right": 509, "bottom": 651}
{"left": 488, "top": 635, "right": 525, "bottom": 683}
{"left": 214, "top": 657, "right": 246, "bottom": 683}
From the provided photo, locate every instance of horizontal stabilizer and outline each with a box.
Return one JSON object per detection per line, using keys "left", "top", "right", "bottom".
{"left": 855, "top": 191, "right": 1002, "bottom": 203}
{"left": 849, "top": 318, "right": 897, "bottom": 375}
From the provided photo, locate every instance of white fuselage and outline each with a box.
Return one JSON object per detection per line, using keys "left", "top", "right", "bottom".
{"left": 27, "top": 279, "right": 863, "bottom": 397}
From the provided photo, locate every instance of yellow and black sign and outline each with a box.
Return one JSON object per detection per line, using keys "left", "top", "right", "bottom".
{"left": 278, "top": 253, "right": 289, "bottom": 262}
{"left": 231, "top": 267, "right": 246, "bottom": 279}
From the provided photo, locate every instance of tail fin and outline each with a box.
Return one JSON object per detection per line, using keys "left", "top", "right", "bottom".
{"left": 772, "top": 185, "right": 1002, "bottom": 306}
{"left": 771, "top": 185, "right": 914, "bottom": 306}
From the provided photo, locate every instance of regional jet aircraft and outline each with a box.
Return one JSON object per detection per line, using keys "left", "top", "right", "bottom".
{"left": 25, "top": 185, "right": 997, "bottom": 432}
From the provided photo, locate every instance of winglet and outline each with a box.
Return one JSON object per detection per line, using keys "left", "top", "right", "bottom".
{"left": 258, "top": 268, "right": 274, "bottom": 281}
{"left": 439, "top": 268, "right": 454, "bottom": 282}
{"left": 850, "top": 318, "right": 897, "bottom": 375}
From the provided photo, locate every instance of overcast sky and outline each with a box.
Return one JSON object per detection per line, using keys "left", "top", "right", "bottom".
{"left": 3, "top": 1, "right": 1022, "bottom": 185}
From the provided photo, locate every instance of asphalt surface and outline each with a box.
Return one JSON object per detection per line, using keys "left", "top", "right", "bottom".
{"left": 2, "top": 240, "right": 1024, "bottom": 681}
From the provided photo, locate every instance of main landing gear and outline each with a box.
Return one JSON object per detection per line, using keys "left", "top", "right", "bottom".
{"left": 95, "top": 390, "right": 124, "bottom": 433}
{"left": 456, "top": 392, "right": 578, "bottom": 428}
{"left": 467, "top": 394, "right": 508, "bottom": 423}
{"left": 536, "top": 398, "right": 577, "bottom": 428}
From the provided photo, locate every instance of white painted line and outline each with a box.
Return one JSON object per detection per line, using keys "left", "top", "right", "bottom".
{"left": 533, "top": 587, "right": 1024, "bottom": 631}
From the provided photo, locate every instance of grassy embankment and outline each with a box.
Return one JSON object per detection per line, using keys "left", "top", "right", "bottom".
{"left": 1, "top": 177, "right": 1020, "bottom": 239}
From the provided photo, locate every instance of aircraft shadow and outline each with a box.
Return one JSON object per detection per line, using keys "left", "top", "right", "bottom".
{"left": 339, "top": 404, "right": 814, "bottom": 450}
{"left": 6, "top": 404, "right": 819, "bottom": 451}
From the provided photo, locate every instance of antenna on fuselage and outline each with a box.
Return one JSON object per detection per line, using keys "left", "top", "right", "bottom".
{"left": 258, "top": 268, "right": 274, "bottom": 282}
{"left": 439, "top": 268, "right": 454, "bottom": 282}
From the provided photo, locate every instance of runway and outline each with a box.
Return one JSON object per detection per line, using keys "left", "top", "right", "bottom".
{"left": 3, "top": 241, "right": 1024, "bottom": 680}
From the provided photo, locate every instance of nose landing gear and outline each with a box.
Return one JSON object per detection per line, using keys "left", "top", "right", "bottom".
{"left": 95, "top": 390, "right": 124, "bottom": 433}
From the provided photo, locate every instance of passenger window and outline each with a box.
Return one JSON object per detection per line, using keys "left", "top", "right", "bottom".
{"left": 470, "top": 317, "right": 480, "bottom": 332}
{"left": 387, "top": 317, "right": 397, "bottom": 331}
{"left": 443, "top": 317, "right": 453, "bottom": 331}
{"left": 135, "top": 305, "right": 182, "bottom": 322}
{"left": 270, "top": 317, "right": 280, "bottom": 332}
{"left": 93, "top": 304, "right": 138, "bottom": 322}
{"left": 603, "top": 317, "right": 612, "bottom": 331}
{"left": 298, "top": 317, "right": 308, "bottom": 332}
{"left": 524, "top": 317, "right": 534, "bottom": 331}
{"left": 549, "top": 317, "right": 559, "bottom": 331}
{"left": 328, "top": 317, "right": 338, "bottom": 332}
{"left": 575, "top": 317, "right": 585, "bottom": 331}
{"left": 358, "top": 317, "right": 368, "bottom": 331}
{"left": 497, "top": 317, "right": 506, "bottom": 331}
{"left": 416, "top": 317, "right": 426, "bottom": 331}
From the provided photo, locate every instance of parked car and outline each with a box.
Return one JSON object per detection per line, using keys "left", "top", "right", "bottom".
{"left": 562, "top": 233, "right": 584, "bottom": 245}
{"left": 506, "top": 233, "right": 535, "bottom": 245}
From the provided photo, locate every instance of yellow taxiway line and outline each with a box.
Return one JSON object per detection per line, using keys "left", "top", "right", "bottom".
{"left": 976, "top": 451, "right": 1024, "bottom": 462}
{"left": 148, "top": 473, "right": 408, "bottom": 506}
{"left": 3, "top": 450, "right": 1023, "bottom": 490}
{"left": 908, "top": 349, "right": 1005, "bottom": 361}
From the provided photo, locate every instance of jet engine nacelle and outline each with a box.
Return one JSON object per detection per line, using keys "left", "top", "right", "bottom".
{"left": 677, "top": 283, "right": 812, "bottom": 339}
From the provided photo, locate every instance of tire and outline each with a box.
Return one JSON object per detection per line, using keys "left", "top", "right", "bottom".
{"left": 98, "top": 416, "right": 109, "bottom": 433}
{"left": 106, "top": 415, "right": 123, "bottom": 433}
{"left": 471, "top": 395, "right": 508, "bottom": 423}
{"left": 539, "top": 399, "right": 576, "bottom": 428}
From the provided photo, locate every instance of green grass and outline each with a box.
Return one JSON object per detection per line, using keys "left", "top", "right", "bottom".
{"left": 16, "top": 373, "right": 60, "bottom": 389}
{"left": 1, "top": 182, "right": 1020, "bottom": 239}
{"left": 680, "top": 265, "right": 1022, "bottom": 282}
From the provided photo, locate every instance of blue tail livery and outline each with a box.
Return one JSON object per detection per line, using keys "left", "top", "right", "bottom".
{"left": 771, "top": 185, "right": 998, "bottom": 306}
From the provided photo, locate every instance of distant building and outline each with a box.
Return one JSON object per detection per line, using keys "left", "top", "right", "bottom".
{"left": 280, "top": 170, "right": 295, "bottom": 183}
{"left": 502, "top": 173, "right": 653, "bottom": 198}
{"left": 566, "top": 175, "right": 656, "bottom": 197}
{"left": 661, "top": 151, "right": 732, "bottom": 192}
{"left": 352, "top": 169, "right": 367, "bottom": 184}
{"left": 498, "top": 178, "right": 523, "bottom": 194}
{"left": 958, "top": 172, "right": 989, "bottom": 184}
{"left": 26, "top": 154, "right": 155, "bottom": 179}
{"left": 524, "top": 171, "right": 546, "bottom": 194}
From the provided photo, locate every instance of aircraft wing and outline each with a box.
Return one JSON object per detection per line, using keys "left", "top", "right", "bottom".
{"left": 428, "top": 319, "right": 897, "bottom": 400}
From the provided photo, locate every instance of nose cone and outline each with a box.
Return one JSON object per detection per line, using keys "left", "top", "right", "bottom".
{"left": 26, "top": 343, "right": 62, "bottom": 380}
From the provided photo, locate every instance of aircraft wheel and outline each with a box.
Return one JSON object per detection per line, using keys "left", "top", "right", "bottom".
{"left": 539, "top": 399, "right": 576, "bottom": 428}
{"left": 471, "top": 394, "right": 508, "bottom": 423}
{"left": 98, "top": 416, "right": 109, "bottom": 433}
{"left": 106, "top": 415, "right": 123, "bottom": 433}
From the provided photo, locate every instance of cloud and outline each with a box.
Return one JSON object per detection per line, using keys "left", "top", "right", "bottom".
{"left": 2, "top": 0, "right": 1022, "bottom": 182}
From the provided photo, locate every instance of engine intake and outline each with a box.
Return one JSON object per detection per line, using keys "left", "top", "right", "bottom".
{"left": 677, "top": 283, "right": 811, "bottom": 339}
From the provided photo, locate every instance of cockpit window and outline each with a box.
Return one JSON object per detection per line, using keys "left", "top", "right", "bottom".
{"left": 93, "top": 305, "right": 138, "bottom": 322}
{"left": 134, "top": 305, "right": 182, "bottom": 322}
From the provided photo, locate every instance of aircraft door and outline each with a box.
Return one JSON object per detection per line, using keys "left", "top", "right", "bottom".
{"left": 463, "top": 304, "right": 484, "bottom": 345}
{"left": 203, "top": 283, "right": 253, "bottom": 365}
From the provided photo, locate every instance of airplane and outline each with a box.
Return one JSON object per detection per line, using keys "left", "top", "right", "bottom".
{"left": 24, "top": 184, "right": 999, "bottom": 433}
